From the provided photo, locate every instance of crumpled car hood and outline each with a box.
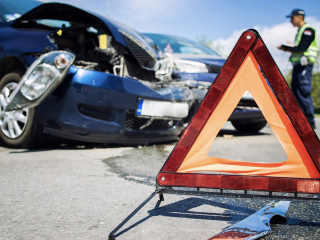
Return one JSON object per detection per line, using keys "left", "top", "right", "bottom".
{"left": 12, "top": 2, "right": 155, "bottom": 56}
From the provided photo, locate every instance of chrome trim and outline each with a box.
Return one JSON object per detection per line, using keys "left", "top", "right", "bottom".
{"left": 0, "top": 82, "right": 29, "bottom": 139}
{"left": 209, "top": 200, "right": 291, "bottom": 240}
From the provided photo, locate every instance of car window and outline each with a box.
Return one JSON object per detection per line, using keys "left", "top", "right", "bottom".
{"left": 36, "top": 20, "right": 71, "bottom": 28}
{"left": 144, "top": 33, "right": 220, "bottom": 56}
{"left": 0, "top": 0, "right": 41, "bottom": 22}
{"left": 180, "top": 46, "right": 207, "bottom": 54}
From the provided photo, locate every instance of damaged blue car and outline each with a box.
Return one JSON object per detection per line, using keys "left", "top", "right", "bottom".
{"left": 0, "top": 1, "right": 193, "bottom": 148}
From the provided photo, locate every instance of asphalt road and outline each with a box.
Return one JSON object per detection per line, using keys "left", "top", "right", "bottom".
{"left": 0, "top": 118, "right": 320, "bottom": 240}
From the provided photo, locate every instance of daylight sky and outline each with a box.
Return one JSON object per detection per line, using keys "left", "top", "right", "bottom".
{"left": 39, "top": 0, "right": 320, "bottom": 73}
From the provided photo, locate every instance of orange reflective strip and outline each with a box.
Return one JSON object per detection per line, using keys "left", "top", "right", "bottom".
{"left": 177, "top": 51, "right": 320, "bottom": 178}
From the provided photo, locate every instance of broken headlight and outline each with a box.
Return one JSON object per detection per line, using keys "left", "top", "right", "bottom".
{"left": 174, "top": 59, "right": 208, "bottom": 73}
{"left": 21, "top": 52, "right": 74, "bottom": 100}
{"left": 5, "top": 51, "right": 75, "bottom": 111}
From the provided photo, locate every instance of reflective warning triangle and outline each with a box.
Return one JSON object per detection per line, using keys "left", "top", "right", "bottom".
{"left": 157, "top": 29, "right": 320, "bottom": 194}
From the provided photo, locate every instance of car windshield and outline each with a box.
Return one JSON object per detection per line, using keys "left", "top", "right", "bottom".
{"left": 0, "top": 0, "right": 41, "bottom": 22}
{"left": 143, "top": 33, "right": 220, "bottom": 56}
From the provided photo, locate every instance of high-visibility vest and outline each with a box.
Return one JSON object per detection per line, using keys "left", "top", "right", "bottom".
{"left": 290, "top": 23, "right": 319, "bottom": 63}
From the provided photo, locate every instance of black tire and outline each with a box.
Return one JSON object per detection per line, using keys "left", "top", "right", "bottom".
{"left": 231, "top": 119, "right": 267, "bottom": 133}
{"left": 0, "top": 71, "right": 45, "bottom": 148}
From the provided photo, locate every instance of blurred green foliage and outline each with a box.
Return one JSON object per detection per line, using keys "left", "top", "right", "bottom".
{"left": 312, "top": 72, "right": 320, "bottom": 113}
{"left": 196, "top": 34, "right": 212, "bottom": 47}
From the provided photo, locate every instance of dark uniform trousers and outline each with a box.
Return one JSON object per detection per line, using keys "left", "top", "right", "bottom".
{"left": 291, "top": 63, "right": 315, "bottom": 124}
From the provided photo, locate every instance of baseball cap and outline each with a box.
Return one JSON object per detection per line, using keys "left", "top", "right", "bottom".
{"left": 286, "top": 9, "right": 305, "bottom": 18}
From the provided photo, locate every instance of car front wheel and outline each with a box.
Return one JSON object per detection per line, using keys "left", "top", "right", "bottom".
{"left": 0, "top": 71, "right": 45, "bottom": 148}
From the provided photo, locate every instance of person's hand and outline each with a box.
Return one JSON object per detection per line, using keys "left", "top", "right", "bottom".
{"left": 278, "top": 45, "right": 284, "bottom": 50}
{"left": 278, "top": 45, "right": 291, "bottom": 52}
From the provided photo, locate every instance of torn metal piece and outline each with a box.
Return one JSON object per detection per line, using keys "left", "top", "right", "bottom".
{"left": 209, "top": 200, "right": 290, "bottom": 240}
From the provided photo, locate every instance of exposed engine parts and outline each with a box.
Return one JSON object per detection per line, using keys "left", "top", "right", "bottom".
{"left": 46, "top": 22, "right": 169, "bottom": 83}
{"left": 48, "top": 23, "right": 123, "bottom": 74}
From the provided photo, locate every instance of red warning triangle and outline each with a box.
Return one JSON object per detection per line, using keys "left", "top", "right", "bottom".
{"left": 157, "top": 30, "right": 320, "bottom": 194}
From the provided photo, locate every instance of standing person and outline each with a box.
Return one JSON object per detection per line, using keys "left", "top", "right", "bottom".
{"left": 278, "top": 9, "right": 319, "bottom": 129}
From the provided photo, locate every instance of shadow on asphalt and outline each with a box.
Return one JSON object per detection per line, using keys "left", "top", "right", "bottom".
{"left": 113, "top": 197, "right": 320, "bottom": 239}
{"left": 113, "top": 197, "right": 256, "bottom": 238}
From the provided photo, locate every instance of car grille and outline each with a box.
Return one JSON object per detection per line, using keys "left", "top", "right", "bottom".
{"left": 206, "top": 65, "right": 223, "bottom": 73}
{"left": 120, "top": 31, "right": 156, "bottom": 70}
{"left": 125, "top": 110, "right": 177, "bottom": 130}
{"left": 77, "top": 103, "right": 111, "bottom": 121}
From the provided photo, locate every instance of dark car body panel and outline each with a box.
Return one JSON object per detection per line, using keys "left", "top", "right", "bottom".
{"left": 0, "top": 22, "right": 56, "bottom": 63}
